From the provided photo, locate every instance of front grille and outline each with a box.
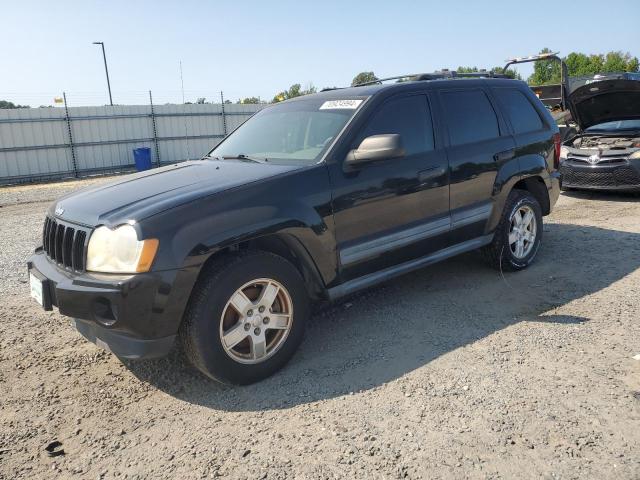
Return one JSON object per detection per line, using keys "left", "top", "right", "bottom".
{"left": 614, "top": 166, "right": 640, "bottom": 185}
{"left": 567, "top": 155, "right": 627, "bottom": 166}
{"left": 561, "top": 164, "right": 640, "bottom": 188}
{"left": 42, "top": 217, "right": 89, "bottom": 271}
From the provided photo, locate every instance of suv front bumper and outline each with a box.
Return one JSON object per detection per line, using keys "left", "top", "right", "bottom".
{"left": 26, "top": 249, "right": 194, "bottom": 359}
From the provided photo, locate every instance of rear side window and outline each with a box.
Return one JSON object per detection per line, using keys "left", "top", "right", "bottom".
{"left": 493, "top": 88, "right": 544, "bottom": 134}
{"left": 441, "top": 90, "right": 499, "bottom": 146}
{"left": 358, "top": 95, "right": 434, "bottom": 155}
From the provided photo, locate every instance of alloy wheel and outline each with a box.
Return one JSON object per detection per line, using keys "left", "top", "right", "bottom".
{"left": 509, "top": 205, "right": 537, "bottom": 259}
{"left": 219, "top": 278, "right": 293, "bottom": 364}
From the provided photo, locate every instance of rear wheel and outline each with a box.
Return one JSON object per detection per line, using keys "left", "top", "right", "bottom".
{"left": 482, "top": 189, "right": 543, "bottom": 271}
{"left": 180, "top": 251, "right": 309, "bottom": 384}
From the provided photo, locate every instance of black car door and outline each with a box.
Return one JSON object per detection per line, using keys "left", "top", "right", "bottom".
{"left": 327, "top": 93, "right": 450, "bottom": 281}
{"left": 437, "top": 87, "right": 515, "bottom": 242}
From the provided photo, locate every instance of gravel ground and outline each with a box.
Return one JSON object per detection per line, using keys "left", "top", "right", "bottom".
{"left": 1, "top": 178, "right": 639, "bottom": 479}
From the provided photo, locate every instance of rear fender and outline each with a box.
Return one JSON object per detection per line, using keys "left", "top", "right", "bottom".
{"left": 486, "top": 157, "right": 521, "bottom": 232}
{"left": 487, "top": 150, "right": 552, "bottom": 232}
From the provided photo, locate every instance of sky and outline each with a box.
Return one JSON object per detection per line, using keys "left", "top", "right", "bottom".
{"left": 2, "top": 0, "right": 639, "bottom": 107}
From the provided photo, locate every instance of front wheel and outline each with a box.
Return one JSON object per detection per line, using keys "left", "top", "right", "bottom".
{"left": 482, "top": 189, "right": 543, "bottom": 271}
{"left": 180, "top": 251, "right": 310, "bottom": 385}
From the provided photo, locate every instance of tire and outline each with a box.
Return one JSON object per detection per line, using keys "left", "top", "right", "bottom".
{"left": 180, "top": 251, "right": 310, "bottom": 385}
{"left": 482, "top": 189, "right": 543, "bottom": 271}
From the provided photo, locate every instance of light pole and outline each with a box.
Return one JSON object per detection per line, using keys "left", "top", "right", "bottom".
{"left": 92, "top": 42, "right": 113, "bottom": 106}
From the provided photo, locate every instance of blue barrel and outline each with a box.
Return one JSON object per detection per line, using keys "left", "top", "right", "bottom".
{"left": 133, "top": 147, "right": 152, "bottom": 171}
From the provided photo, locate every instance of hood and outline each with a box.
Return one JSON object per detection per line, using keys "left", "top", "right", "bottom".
{"left": 568, "top": 73, "right": 640, "bottom": 129}
{"left": 51, "top": 159, "right": 302, "bottom": 226}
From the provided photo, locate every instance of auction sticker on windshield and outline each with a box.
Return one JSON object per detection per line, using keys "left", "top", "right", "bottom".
{"left": 320, "top": 100, "right": 363, "bottom": 110}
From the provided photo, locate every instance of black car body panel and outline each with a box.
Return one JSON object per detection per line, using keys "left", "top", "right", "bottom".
{"left": 567, "top": 73, "right": 640, "bottom": 129}
{"left": 52, "top": 159, "right": 303, "bottom": 227}
{"left": 28, "top": 77, "right": 560, "bottom": 359}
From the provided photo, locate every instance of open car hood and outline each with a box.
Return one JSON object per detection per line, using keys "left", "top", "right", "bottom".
{"left": 568, "top": 73, "right": 640, "bottom": 130}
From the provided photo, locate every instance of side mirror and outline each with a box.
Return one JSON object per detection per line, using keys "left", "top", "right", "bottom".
{"left": 345, "top": 134, "right": 405, "bottom": 166}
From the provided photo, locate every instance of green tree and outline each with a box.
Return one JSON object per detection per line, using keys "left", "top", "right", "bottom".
{"left": 492, "top": 66, "right": 521, "bottom": 80}
{"left": 271, "top": 83, "right": 317, "bottom": 103}
{"left": 528, "top": 50, "right": 639, "bottom": 85}
{"left": 587, "top": 54, "right": 605, "bottom": 74}
{"left": 528, "top": 48, "right": 561, "bottom": 85}
{"left": 602, "top": 51, "right": 640, "bottom": 73}
{"left": 0, "top": 100, "right": 29, "bottom": 109}
{"left": 238, "top": 97, "right": 261, "bottom": 104}
{"left": 627, "top": 56, "right": 640, "bottom": 72}
{"left": 564, "top": 52, "right": 593, "bottom": 76}
{"left": 351, "top": 71, "right": 378, "bottom": 86}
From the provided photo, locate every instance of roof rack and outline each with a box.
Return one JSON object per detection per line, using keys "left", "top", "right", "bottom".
{"left": 415, "top": 70, "right": 510, "bottom": 80}
{"left": 352, "top": 69, "right": 510, "bottom": 87}
{"left": 345, "top": 52, "right": 571, "bottom": 112}
{"left": 352, "top": 74, "right": 421, "bottom": 87}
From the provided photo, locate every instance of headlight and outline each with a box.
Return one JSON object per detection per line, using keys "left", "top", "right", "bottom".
{"left": 629, "top": 150, "right": 640, "bottom": 160}
{"left": 87, "top": 224, "right": 159, "bottom": 273}
{"left": 559, "top": 146, "right": 569, "bottom": 160}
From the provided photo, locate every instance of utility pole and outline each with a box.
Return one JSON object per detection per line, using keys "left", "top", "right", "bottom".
{"left": 92, "top": 42, "right": 113, "bottom": 106}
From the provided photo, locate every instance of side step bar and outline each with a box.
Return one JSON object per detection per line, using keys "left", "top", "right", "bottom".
{"left": 327, "top": 234, "right": 494, "bottom": 300}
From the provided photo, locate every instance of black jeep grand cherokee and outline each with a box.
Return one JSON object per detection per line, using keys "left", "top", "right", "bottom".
{"left": 28, "top": 76, "right": 561, "bottom": 384}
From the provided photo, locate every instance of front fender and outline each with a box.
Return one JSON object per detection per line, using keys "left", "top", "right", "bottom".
{"left": 141, "top": 164, "right": 337, "bottom": 286}
{"left": 180, "top": 204, "right": 334, "bottom": 284}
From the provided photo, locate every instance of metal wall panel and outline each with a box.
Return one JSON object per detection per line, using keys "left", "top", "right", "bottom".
{"left": 0, "top": 102, "right": 265, "bottom": 184}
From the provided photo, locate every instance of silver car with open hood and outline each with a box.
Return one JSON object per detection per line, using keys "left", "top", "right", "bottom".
{"left": 560, "top": 73, "right": 640, "bottom": 191}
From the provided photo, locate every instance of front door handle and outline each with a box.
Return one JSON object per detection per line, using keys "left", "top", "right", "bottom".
{"left": 494, "top": 149, "right": 515, "bottom": 162}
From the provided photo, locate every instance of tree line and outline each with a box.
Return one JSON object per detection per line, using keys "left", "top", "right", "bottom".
{"left": 0, "top": 100, "right": 30, "bottom": 109}
{"left": 205, "top": 49, "right": 640, "bottom": 105}
{"left": 527, "top": 48, "right": 639, "bottom": 85}
{"left": 3, "top": 50, "right": 638, "bottom": 108}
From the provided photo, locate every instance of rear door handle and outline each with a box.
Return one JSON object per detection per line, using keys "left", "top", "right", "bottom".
{"left": 494, "top": 149, "right": 515, "bottom": 162}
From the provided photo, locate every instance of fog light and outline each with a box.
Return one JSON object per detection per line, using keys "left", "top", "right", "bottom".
{"left": 93, "top": 298, "right": 117, "bottom": 326}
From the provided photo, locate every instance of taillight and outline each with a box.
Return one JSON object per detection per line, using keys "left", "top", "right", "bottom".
{"left": 553, "top": 133, "right": 561, "bottom": 169}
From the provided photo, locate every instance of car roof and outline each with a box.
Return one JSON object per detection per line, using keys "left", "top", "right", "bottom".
{"left": 287, "top": 78, "right": 528, "bottom": 102}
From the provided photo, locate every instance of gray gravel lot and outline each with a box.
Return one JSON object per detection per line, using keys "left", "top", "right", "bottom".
{"left": 1, "top": 177, "right": 639, "bottom": 479}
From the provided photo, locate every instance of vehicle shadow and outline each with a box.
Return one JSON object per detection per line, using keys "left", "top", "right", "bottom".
{"left": 125, "top": 222, "right": 640, "bottom": 411}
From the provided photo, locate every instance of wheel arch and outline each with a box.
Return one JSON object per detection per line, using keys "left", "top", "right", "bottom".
{"left": 487, "top": 165, "right": 551, "bottom": 233}
{"left": 512, "top": 175, "right": 551, "bottom": 215}
{"left": 194, "top": 232, "right": 328, "bottom": 301}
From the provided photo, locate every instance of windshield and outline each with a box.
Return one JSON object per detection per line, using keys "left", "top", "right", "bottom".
{"left": 208, "top": 98, "right": 365, "bottom": 165}
{"left": 586, "top": 120, "right": 640, "bottom": 132}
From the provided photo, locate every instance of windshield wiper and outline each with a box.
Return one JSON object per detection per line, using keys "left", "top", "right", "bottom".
{"left": 221, "top": 154, "right": 268, "bottom": 163}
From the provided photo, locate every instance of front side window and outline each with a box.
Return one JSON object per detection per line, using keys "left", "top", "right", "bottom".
{"left": 356, "top": 95, "right": 434, "bottom": 155}
{"left": 441, "top": 90, "right": 500, "bottom": 146}
{"left": 209, "top": 98, "right": 364, "bottom": 165}
{"left": 493, "top": 88, "right": 544, "bottom": 134}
